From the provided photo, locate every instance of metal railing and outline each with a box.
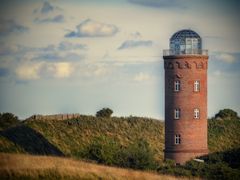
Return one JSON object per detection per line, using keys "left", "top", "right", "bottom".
{"left": 163, "top": 49, "right": 208, "bottom": 56}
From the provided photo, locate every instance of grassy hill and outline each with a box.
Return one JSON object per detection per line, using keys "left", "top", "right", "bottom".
{"left": 0, "top": 153, "right": 189, "bottom": 180}
{"left": 1, "top": 114, "right": 240, "bottom": 179}
{"left": 0, "top": 116, "right": 164, "bottom": 162}
{"left": 1, "top": 115, "right": 240, "bottom": 162}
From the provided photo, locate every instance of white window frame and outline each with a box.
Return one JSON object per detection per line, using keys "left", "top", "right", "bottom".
{"left": 194, "top": 108, "right": 200, "bottom": 119}
{"left": 174, "top": 109, "right": 180, "bottom": 119}
{"left": 174, "top": 80, "right": 180, "bottom": 92}
{"left": 175, "top": 134, "right": 181, "bottom": 145}
{"left": 194, "top": 80, "right": 200, "bottom": 92}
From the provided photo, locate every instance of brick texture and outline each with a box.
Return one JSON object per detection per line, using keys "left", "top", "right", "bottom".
{"left": 163, "top": 55, "right": 209, "bottom": 164}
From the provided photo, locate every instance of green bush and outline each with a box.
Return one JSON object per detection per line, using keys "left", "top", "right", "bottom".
{"left": 205, "top": 163, "right": 240, "bottom": 180}
{"left": 215, "top": 109, "right": 238, "bottom": 120}
{"left": 96, "top": 108, "right": 113, "bottom": 118}
{"left": 157, "top": 159, "right": 192, "bottom": 177}
{"left": 84, "top": 135, "right": 120, "bottom": 165}
{"left": 184, "top": 150, "right": 240, "bottom": 179}
{"left": 0, "top": 112, "right": 20, "bottom": 131}
{"left": 84, "top": 136, "right": 157, "bottom": 170}
{"left": 117, "top": 139, "right": 157, "bottom": 170}
{"left": 185, "top": 160, "right": 207, "bottom": 177}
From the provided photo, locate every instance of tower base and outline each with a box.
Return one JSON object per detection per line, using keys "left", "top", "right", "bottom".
{"left": 164, "top": 149, "right": 208, "bottom": 164}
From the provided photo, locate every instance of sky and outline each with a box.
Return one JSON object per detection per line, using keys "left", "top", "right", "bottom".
{"left": 0, "top": 0, "right": 239, "bottom": 119}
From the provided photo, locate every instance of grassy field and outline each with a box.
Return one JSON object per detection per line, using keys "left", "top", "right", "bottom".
{"left": 0, "top": 153, "right": 190, "bottom": 180}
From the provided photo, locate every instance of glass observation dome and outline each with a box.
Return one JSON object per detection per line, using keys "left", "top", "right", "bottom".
{"left": 163, "top": 29, "right": 208, "bottom": 56}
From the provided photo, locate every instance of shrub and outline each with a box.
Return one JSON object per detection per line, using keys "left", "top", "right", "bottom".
{"left": 0, "top": 112, "right": 20, "bottom": 130}
{"left": 117, "top": 139, "right": 157, "bottom": 170}
{"left": 215, "top": 109, "right": 238, "bottom": 120}
{"left": 157, "top": 159, "right": 176, "bottom": 174}
{"left": 84, "top": 135, "right": 120, "bottom": 165}
{"left": 185, "top": 160, "right": 207, "bottom": 177}
{"left": 84, "top": 136, "right": 157, "bottom": 170}
{"left": 205, "top": 163, "right": 240, "bottom": 180}
{"left": 96, "top": 108, "right": 113, "bottom": 118}
{"left": 184, "top": 150, "right": 240, "bottom": 179}
{"left": 157, "top": 159, "right": 192, "bottom": 177}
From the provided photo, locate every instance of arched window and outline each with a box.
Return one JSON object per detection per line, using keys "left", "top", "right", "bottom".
{"left": 194, "top": 80, "right": 200, "bottom": 92}
{"left": 175, "top": 134, "right": 181, "bottom": 144}
{"left": 174, "top": 109, "right": 181, "bottom": 119}
{"left": 194, "top": 108, "right": 200, "bottom": 119}
{"left": 174, "top": 80, "right": 180, "bottom": 92}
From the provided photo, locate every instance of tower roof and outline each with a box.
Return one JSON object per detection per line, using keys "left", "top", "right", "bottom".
{"left": 170, "top": 29, "right": 201, "bottom": 41}
{"left": 163, "top": 29, "right": 208, "bottom": 56}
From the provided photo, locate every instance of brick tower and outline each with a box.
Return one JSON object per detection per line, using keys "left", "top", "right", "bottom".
{"left": 163, "top": 29, "right": 208, "bottom": 164}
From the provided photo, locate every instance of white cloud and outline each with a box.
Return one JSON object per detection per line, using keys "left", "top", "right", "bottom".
{"left": 53, "top": 62, "right": 73, "bottom": 78}
{"left": 65, "top": 19, "right": 119, "bottom": 38}
{"left": 215, "top": 53, "right": 235, "bottom": 63}
{"left": 83, "top": 64, "right": 110, "bottom": 77}
{"left": 133, "top": 72, "right": 151, "bottom": 82}
{"left": 15, "top": 62, "right": 42, "bottom": 80}
{"left": 15, "top": 62, "right": 74, "bottom": 80}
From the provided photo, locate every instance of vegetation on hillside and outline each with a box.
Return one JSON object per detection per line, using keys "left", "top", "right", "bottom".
{"left": 0, "top": 115, "right": 164, "bottom": 162}
{"left": 208, "top": 118, "right": 240, "bottom": 152}
{"left": 157, "top": 148, "right": 240, "bottom": 180}
{"left": 84, "top": 136, "right": 157, "bottom": 170}
{"left": 0, "top": 108, "right": 240, "bottom": 179}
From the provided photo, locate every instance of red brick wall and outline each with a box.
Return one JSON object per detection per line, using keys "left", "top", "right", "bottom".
{"left": 163, "top": 55, "right": 208, "bottom": 164}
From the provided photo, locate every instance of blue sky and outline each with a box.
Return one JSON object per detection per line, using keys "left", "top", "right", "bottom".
{"left": 0, "top": 0, "right": 239, "bottom": 119}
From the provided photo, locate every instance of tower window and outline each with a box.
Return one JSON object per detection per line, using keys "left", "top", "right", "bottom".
{"left": 174, "top": 109, "right": 181, "bottom": 119}
{"left": 194, "top": 108, "right": 200, "bottom": 119}
{"left": 174, "top": 80, "right": 180, "bottom": 92}
{"left": 194, "top": 80, "right": 200, "bottom": 92}
{"left": 175, "top": 134, "right": 181, "bottom": 144}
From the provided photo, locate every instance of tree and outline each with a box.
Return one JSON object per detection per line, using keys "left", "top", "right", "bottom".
{"left": 96, "top": 108, "right": 113, "bottom": 118}
{"left": 0, "top": 112, "right": 19, "bottom": 130}
{"left": 215, "top": 109, "right": 238, "bottom": 120}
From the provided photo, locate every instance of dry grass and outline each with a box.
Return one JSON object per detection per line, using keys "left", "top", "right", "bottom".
{"left": 0, "top": 153, "right": 189, "bottom": 180}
